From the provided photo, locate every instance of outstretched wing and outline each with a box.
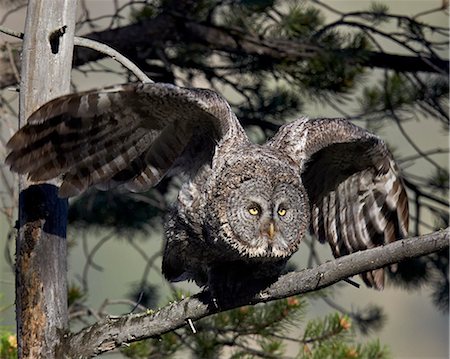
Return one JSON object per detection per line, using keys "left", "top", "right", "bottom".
{"left": 269, "top": 117, "right": 409, "bottom": 289}
{"left": 6, "top": 82, "right": 246, "bottom": 197}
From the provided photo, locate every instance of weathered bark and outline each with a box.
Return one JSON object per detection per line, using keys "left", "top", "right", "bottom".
{"left": 16, "top": 1, "right": 77, "bottom": 358}
{"left": 65, "top": 228, "right": 449, "bottom": 358}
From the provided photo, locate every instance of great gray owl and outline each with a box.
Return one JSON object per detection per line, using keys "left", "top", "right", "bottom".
{"left": 6, "top": 82, "right": 408, "bottom": 297}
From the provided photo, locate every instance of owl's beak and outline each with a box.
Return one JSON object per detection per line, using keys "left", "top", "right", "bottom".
{"left": 267, "top": 222, "right": 275, "bottom": 240}
{"left": 261, "top": 220, "right": 276, "bottom": 242}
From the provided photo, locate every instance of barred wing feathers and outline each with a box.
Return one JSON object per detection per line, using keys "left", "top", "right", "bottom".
{"left": 6, "top": 83, "right": 244, "bottom": 197}
{"left": 269, "top": 117, "right": 409, "bottom": 289}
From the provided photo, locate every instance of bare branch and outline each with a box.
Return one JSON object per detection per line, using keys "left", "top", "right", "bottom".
{"left": 0, "top": 24, "right": 24, "bottom": 39}
{"left": 73, "top": 36, "right": 153, "bottom": 83}
{"left": 65, "top": 228, "right": 449, "bottom": 358}
{"left": 0, "top": 25, "right": 153, "bottom": 84}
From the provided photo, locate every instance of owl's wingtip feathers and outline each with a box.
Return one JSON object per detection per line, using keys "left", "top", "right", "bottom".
{"left": 5, "top": 148, "right": 30, "bottom": 174}
{"left": 6, "top": 131, "right": 26, "bottom": 151}
{"left": 5, "top": 82, "right": 243, "bottom": 198}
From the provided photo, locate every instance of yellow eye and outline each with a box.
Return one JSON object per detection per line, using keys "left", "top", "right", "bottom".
{"left": 248, "top": 207, "right": 259, "bottom": 216}
{"left": 278, "top": 208, "right": 287, "bottom": 217}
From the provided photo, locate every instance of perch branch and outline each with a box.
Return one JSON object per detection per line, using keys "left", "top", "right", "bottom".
{"left": 65, "top": 228, "right": 449, "bottom": 358}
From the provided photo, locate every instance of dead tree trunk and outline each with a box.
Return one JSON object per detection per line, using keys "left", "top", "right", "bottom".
{"left": 16, "top": 1, "right": 77, "bottom": 358}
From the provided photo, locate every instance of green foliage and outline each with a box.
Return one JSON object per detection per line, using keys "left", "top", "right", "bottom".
{"left": 383, "top": 73, "right": 416, "bottom": 107}
{"left": 369, "top": 2, "right": 389, "bottom": 15}
{"left": 303, "top": 313, "right": 350, "bottom": 342}
{"left": 425, "top": 76, "right": 449, "bottom": 100}
{"left": 236, "top": 84, "right": 304, "bottom": 129}
{"left": 240, "top": 0, "right": 275, "bottom": 10}
{"left": 121, "top": 296, "right": 390, "bottom": 358}
{"left": 388, "top": 257, "right": 430, "bottom": 289}
{"left": 429, "top": 168, "right": 449, "bottom": 195}
{"left": 366, "top": 3, "right": 390, "bottom": 25}
{"left": 121, "top": 332, "right": 181, "bottom": 358}
{"left": 134, "top": 0, "right": 220, "bottom": 23}
{"left": 387, "top": 247, "right": 449, "bottom": 313}
{"left": 299, "top": 314, "right": 390, "bottom": 359}
{"left": 279, "top": 4, "right": 324, "bottom": 38}
{"left": 0, "top": 331, "right": 17, "bottom": 359}
{"left": 360, "top": 73, "right": 449, "bottom": 114}
{"left": 276, "top": 28, "right": 370, "bottom": 93}
{"left": 430, "top": 249, "right": 449, "bottom": 312}
{"left": 0, "top": 295, "right": 15, "bottom": 358}
{"left": 67, "top": 283, "right": 86, "bottom": 307}
{"left": 68, "top": 188, "right": 163, "bottom": 232}
{"left": 128, "top": 282, "right": 160, "bottom": 309}
{"left": 286, "top": 50, "right": 365, "bottom": 93}
{"left": 170, "top": 43, "right": 214, "bottom": 71}
{"left": 131, "top": 0, "right": 376, "bottom": 98}
{"left": 350, "top": 305, "right": 386, "bottom": 335}
{"left": 130, "top": 3, "right": 158, "bottom": 22}
{"left": 362, "top": 340, "right": 391, "bottom": 359}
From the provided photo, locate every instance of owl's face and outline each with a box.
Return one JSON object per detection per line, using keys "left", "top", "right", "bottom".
{"left": 201, "top": 148, "right": 309, "bottom": 260}
{"left": 226, "top": 176, "right": 308, "bottom": 258}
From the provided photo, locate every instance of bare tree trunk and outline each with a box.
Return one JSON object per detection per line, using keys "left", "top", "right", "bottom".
{"left": 16, "top": 1, "right": 77, "bottom": 358}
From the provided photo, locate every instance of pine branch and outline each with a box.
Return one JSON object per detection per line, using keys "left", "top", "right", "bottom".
{"left": 71, "top": 18, "right": 450, "bottom": 75}
{"left": 65, "top": 228, "right": 449, "bottom": 358}
{"left": 1, "top": 8, "right": 448, "bottom": 90}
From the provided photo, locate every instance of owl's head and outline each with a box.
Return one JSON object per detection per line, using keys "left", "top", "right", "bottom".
{"left": 209, "top": 150, "right": 309, "bottom": 259}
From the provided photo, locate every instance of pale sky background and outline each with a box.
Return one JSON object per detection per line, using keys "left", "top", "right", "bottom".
{"left": 0, "top": 1, "right": 448, "bottom": 359}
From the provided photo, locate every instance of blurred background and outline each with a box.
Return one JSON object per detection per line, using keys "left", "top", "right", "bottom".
{"left": 0, "top": 1, "right": 448, "bottom": 358}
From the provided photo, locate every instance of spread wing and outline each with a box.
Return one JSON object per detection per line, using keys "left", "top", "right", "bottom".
{"left": 6, "top": 82, "right": 246, "bottom": 197}
{"left": 269, "top": 117, "right": 409, "bottom": 289}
